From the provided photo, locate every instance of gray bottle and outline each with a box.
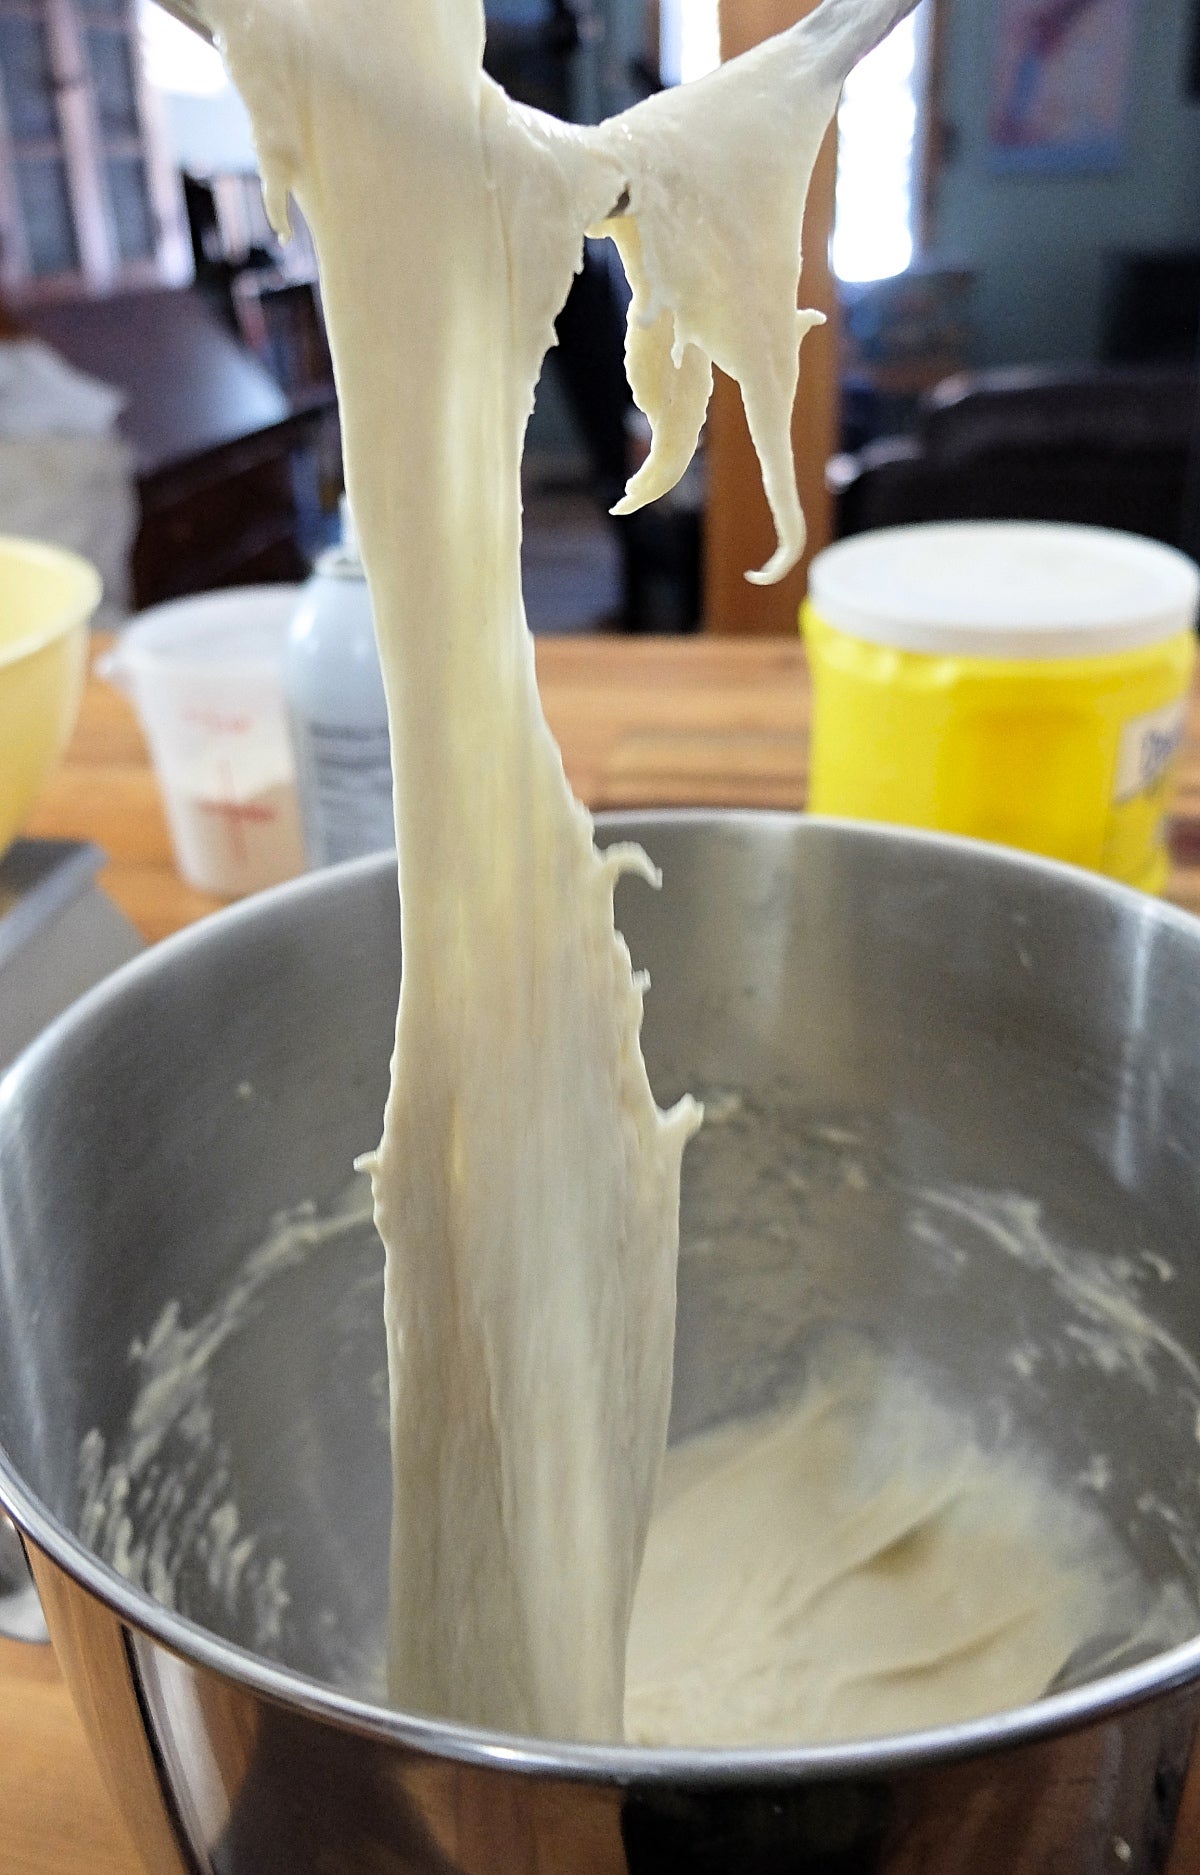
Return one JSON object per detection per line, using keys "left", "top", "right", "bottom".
{"left": 285, "top": 498, "right": 394, "bottom": 867}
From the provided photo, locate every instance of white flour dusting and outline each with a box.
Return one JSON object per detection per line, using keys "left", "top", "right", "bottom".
{"left": 910, "top": 1186, "right": 1200, "bottom": 1395}
{"left": 77, "top": 1182, "right": 374, "bottom": 1656}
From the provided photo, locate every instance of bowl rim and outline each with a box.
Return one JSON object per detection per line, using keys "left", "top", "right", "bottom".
{"left": 0, "top": 533, "right": 103, "bottom": 668}
{"left": 3, "top": 810, "right": 1200, "bottom": 1785}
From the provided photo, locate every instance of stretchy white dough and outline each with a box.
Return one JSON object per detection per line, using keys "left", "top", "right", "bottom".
{"left": 201, "top": 0, "right": 1156, "bottom": 1747}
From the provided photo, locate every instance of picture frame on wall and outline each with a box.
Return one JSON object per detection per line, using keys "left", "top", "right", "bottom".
{"left": 989, "top": 0, "right": 1138, "bottom": 175}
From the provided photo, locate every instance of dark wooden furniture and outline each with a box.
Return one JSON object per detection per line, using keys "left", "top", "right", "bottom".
{"left": 830, "top": 366, "right": 1198, "bottom": 553}
{"left": 26, "top": 286, "right": 337, "bottom": 604}
{"left": 1103, "top": 251, "right": 1200, "bottom": 368}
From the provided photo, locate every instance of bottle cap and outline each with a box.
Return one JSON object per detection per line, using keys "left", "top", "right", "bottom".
{"left": 316, "top": 494, "right": 366, "bottom": 581}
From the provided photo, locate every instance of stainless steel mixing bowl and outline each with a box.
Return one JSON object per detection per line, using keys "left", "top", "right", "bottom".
{"left": 4, "top": 812, "right": 1200, "bottom": 1874}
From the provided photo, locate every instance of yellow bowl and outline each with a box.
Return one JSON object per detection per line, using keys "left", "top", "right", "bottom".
{"left": 0, "top": 536, "right": 100, "bottom": 859}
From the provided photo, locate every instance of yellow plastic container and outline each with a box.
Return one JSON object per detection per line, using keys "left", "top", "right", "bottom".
{"left": 803, "top": 523, "right": 1199, "bottom": 894}
{"left": 0, "top": 535, "right": 99, "bottom": 860}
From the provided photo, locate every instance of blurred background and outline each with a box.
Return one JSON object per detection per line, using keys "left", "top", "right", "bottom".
{"left": 1, "top": 0, "right": 1198, "bottom": 636}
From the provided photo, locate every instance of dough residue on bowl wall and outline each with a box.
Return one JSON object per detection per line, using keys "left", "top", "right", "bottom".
{"left": 75, "top": 1108, "right": 1199, "bottom": 1745}
{"left": 77, "top": 1182, "right": 375, "bottom": 1660}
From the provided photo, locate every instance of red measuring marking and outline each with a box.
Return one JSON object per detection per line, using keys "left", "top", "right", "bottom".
{"left": 196, "top": 759, "right": 280, "bottom": 866}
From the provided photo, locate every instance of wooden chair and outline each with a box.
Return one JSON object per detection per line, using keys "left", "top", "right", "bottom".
{"left": 830, "top": 366, "right": 1198, "bottom": 552}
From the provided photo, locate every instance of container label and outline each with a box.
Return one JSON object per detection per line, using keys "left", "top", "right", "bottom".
{"left": 1114, "top": 698, "right": 1188, "bottom": 803}
{"left": 293, "top": 719, "right": 395, "bottom": 865}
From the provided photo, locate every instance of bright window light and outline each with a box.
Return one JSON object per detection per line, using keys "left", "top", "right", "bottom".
{"left": 659, "top": 0, "right": 721, "bottom": 86}
{"left": 139, "top": 0, "right": 229, "bottom": 96}
{"left": 832, "top": 8, "right": 922, "bottom": 284}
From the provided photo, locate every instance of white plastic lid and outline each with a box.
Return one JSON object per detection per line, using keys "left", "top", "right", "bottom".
{"left": 808, "top": 522, "right": 1200, "bottom": 659}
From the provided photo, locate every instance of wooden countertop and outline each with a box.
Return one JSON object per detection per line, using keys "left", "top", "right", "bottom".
{"left": 23, "top": 635, "right": 818, "bottom": 944}
{"left": 20, "top": 634, "right": 1200, "bottom": 946}
{"left": 7, "top": 632, "right": 1200, "bottom": 1873}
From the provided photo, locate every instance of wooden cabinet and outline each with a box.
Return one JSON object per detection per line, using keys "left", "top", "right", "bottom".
{"left": 27, "top": 286, "right": 338, "bottom": 605}
{"left": 0, "top": 0, "right": 189, "bottom": 299}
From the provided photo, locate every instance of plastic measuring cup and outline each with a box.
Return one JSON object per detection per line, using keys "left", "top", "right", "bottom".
{"left": 101, "top": 587, "right": 307, "bottom": 897}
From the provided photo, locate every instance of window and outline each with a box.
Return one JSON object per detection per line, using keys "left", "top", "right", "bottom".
{"left": 833, "top": 2, "right": 931, "bottom": 284}
{"left": 658, "top": 0, "right": 720, "bottom": 86}
{"left": 139, "top": 0, "right": 227, "bottom": 96}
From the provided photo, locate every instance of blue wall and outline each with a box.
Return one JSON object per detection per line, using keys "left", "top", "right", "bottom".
{"left": 930, "top": 0, "right": 1200, "bottom": 365}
